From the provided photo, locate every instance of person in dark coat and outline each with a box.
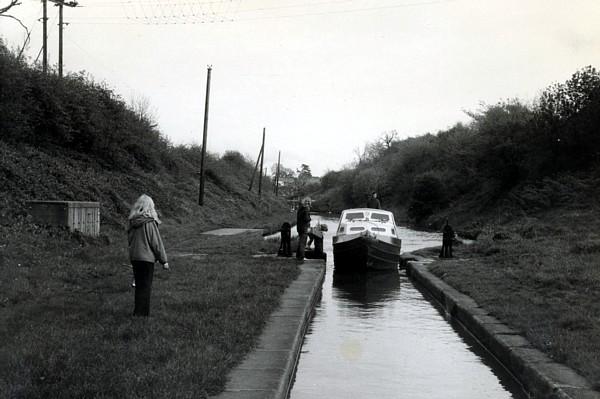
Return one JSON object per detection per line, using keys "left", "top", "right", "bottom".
{"left": 439, "top": 219, "right": 455, "bottom": 258}
{"left": 367, "top": 192, "right": 381, "bottom": 209}
{"left": 278, "top": 222, "right": 292, "bottom": 257}
{"left": 296, "top": 197, "right": 312, "bottom": 260}
{"left": 128, "top": 194, "right": 169, "bottom": 316}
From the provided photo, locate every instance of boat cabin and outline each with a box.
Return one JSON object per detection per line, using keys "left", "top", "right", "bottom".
{"left": 336, "top": 208, "right": 398, "bottom": 238}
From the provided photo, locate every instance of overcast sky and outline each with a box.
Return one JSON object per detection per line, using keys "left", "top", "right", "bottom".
{"left": 2, "top": 0, "right": 600, "bottom": 175}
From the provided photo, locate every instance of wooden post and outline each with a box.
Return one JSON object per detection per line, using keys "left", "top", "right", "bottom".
{"left": 42, "top": 0, "right": 47, "bottom": 73}
{"left": 248, "top": 146, "right": 261, "bottom": 191}
{"left": 58, "top": 1, "right": 63, "bottom": 77}
{"left": 198, "top": 66, "right": 212, "bottom": 206}
{"left": 258, "top": 128, "right": 265, "bottom": 197}
{"left": 275, "top": 150, "right": 281, "bottom": 196}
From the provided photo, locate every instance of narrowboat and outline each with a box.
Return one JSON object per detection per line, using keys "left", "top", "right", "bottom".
{"left": 332, "top": 208, "right": 402, "bottom": 271}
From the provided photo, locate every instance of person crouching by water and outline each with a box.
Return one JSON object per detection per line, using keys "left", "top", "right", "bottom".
{"left": 295, "top": 197, "right": 312, "bottom": 261}
{"left": 128, "top": 194, "right": 169, "bottom": 316}
{"left": 306, "top": 223, "right": 328, "bottom": 261}
{"left": 439, "top": 219, "right": 455, "bottom": 258}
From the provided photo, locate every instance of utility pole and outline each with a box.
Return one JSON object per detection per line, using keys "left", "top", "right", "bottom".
{"left": 42, "top": 0, "right": 47, "bottom": 73}
{"left": 198, "top": 65, "right": 212, "bottom": 206}
{"left": 248, "top": 128, "right": 265, "bottom": 192}
{"left": 275, "top": 151, "right": 281, "bottom": 196}
{"left": 248, "top": 144, "right": 262, "bottom": 192}
{"left": 50, "top": 0, "right": 78, "bottom": 77}
{"left": 258, "top": 128, "right": 265, "bottom": 197}
{"left": 58, "top": 1, "right": 63, "bottom": 77}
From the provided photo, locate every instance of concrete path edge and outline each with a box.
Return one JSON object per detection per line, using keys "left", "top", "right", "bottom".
{"left": 212, "top": 260, "right": 326, "bottom": 399}
{"left": 407, "top": 260, "right": 600, "bottom": 399}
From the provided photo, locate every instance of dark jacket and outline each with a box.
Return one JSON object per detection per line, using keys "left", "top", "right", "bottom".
{"left": 128, "top": 216, "right": 168, "bottom": 264}
{"left": 442, "top": 224, "right": 455, "bottom": 242}
{"left": 367, "top": 197, "right": 381, "bottom": 209}
{"left": 296, "top": 205, "right": 311, "bottom": 234}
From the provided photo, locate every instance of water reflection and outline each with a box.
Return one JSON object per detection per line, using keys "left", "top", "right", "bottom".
{"left": 289, "top": 216, "right": 526, "bottom": 399}
{"left": 332, "top": 271, "right": 401, "bottom": 309}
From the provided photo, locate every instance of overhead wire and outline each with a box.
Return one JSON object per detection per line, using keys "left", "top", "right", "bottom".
{"left": 68, "top": 0, "right": 456, "bottom": 25}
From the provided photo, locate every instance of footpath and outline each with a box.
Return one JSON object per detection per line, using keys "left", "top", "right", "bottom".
{"left": 406, "top": 259, "right": 600, "bottom": 399}
{"left": 212, "top": 259, "right": 325, "bottom": 399}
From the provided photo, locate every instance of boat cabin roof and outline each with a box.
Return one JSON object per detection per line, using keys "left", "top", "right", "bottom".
{"left": 339, "top": 208, "right": 395, "bottom": 224}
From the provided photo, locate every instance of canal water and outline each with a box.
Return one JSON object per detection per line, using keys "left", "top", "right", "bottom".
{"left": 288, "top": 216, "right": 526, "bottom": 399}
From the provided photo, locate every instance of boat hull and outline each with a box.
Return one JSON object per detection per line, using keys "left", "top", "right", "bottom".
{"left": 333, "top": 232, "right": 401, "bottom": 272}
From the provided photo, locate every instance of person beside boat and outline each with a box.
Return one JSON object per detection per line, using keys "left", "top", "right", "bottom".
{"left": 367, "top": 192, "right": 381, "bottom": 209}
{"left": 278, "top": 222, "right": 292, "bottom": 257}
{"left": 306, "top": 223, "right": 328, "bottom": 260}
{"left": 439, "top": 219, "right": 455, "bottom": 258}
{"left": 295, "top": 197, "right": 312, "bottom": 261}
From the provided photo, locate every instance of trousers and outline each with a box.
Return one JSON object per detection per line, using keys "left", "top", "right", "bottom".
{"left": 132, "top": 261, "right": 155, "bottom": 316}
{"left": 296, "top": 233, "right": 308, "bottom": 259}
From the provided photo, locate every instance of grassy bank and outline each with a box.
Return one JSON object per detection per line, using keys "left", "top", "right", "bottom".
{"left": 422, "top": 207, "right": 600, "bottom": 390}
{"left": 0, "top": 214, "right": 299, "bottom": 398}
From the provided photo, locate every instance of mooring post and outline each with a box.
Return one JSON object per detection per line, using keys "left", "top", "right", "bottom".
{"left": 198, "top": 65, "right": 212, "bottom": 206}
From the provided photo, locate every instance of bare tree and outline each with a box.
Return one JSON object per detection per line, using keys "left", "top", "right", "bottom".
{"left": 129, "top": 93, "right": 158, "bottom": 128}
{"left": 0, "top": 0, "right": 20, "bottom": 15}
{"left": 0, "top": 1, "right": 30, "bottom": 60}
{"left": 380, "top": 130, "right": 398, "bottom": 150}
{"left": 353, "top": 145, "right": 366, "bottom": 165}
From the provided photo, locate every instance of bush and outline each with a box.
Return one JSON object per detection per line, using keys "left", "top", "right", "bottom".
{"left": 407, "top": 174, "right": 447, "bottom": 222}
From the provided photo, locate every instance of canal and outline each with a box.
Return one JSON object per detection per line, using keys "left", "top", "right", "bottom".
{"left": 288, "top": 216, "right": 527, "bottom": 399}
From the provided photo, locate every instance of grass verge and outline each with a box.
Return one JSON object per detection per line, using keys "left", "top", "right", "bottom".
{"left": 423, "top": 208, "right": 600, "bottom": 390}
{"left": 0, "top": 215, "right": 299, "bottom": 398}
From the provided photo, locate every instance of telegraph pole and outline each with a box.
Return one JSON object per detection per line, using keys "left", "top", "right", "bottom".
{"left": 58, "top": 1, "right": 63, "bottom": 77}
{"left": 198, "top": 65, "right": 212, "bottom": 206}
{"left": 275, "top": 151, "right": 281, "bottom": 196}
{"left": 42, "top": 0, "right": 47, "bottom": 73}
{"left": 49, "top": 0, "right": 78, "bottom": 77}
{"left": 248, "top": 145, "right": 262, "bottom": 191}
{"left": 258, "top": 128, "right": 265, "bottom": 197}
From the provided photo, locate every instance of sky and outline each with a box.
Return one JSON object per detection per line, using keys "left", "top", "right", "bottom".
{"left": 2, "top": 0, "right": 600, "bottom": 176}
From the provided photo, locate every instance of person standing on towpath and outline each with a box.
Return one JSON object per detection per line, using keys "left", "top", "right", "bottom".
{"left": 439, "top": 219, "right": 455, "bottom": 258}
{"left": 367, "top": 192, "right": 381, "bottom": 209}
{"left": 296, "top": 197, "right": 312, "bottom": 261}
{"left": 128, "top": 194, "right": 169, "bottom": 317}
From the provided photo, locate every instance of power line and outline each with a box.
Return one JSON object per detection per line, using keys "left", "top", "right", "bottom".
{"left": 68, "top": 0, "right": 456, "bottom": 25}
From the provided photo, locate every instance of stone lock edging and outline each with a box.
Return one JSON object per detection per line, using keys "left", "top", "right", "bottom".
{"left": 407, "top": 261, "right": 600, "bottom": 399}
{"left": 213, "top": 260, "right": 325, "bottom": 399}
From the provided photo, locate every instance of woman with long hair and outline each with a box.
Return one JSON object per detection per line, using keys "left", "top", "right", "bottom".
{"left": 127, "top": 194, "right": 169, "bottom": 316}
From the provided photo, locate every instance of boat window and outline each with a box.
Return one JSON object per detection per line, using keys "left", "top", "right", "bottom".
{"left": 370, "top": 213, "right": 390, "bottom": 222}
{"left": 371, "top": 227, "right": 386, "bottom": 232}
{"left": 350, "top": 227, "right": 365, "bottom": 232}
{"left": 345, "top": 212, "right": 365, "bottom": 221}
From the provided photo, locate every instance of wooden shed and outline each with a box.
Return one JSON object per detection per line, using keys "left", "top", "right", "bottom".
{"left": 27, "top": 201, "right": 100, "bottom": 237}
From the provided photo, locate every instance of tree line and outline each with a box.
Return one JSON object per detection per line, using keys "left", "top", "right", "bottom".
{"left": 317, "top": 66, "right": 600, "bottom": 223}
